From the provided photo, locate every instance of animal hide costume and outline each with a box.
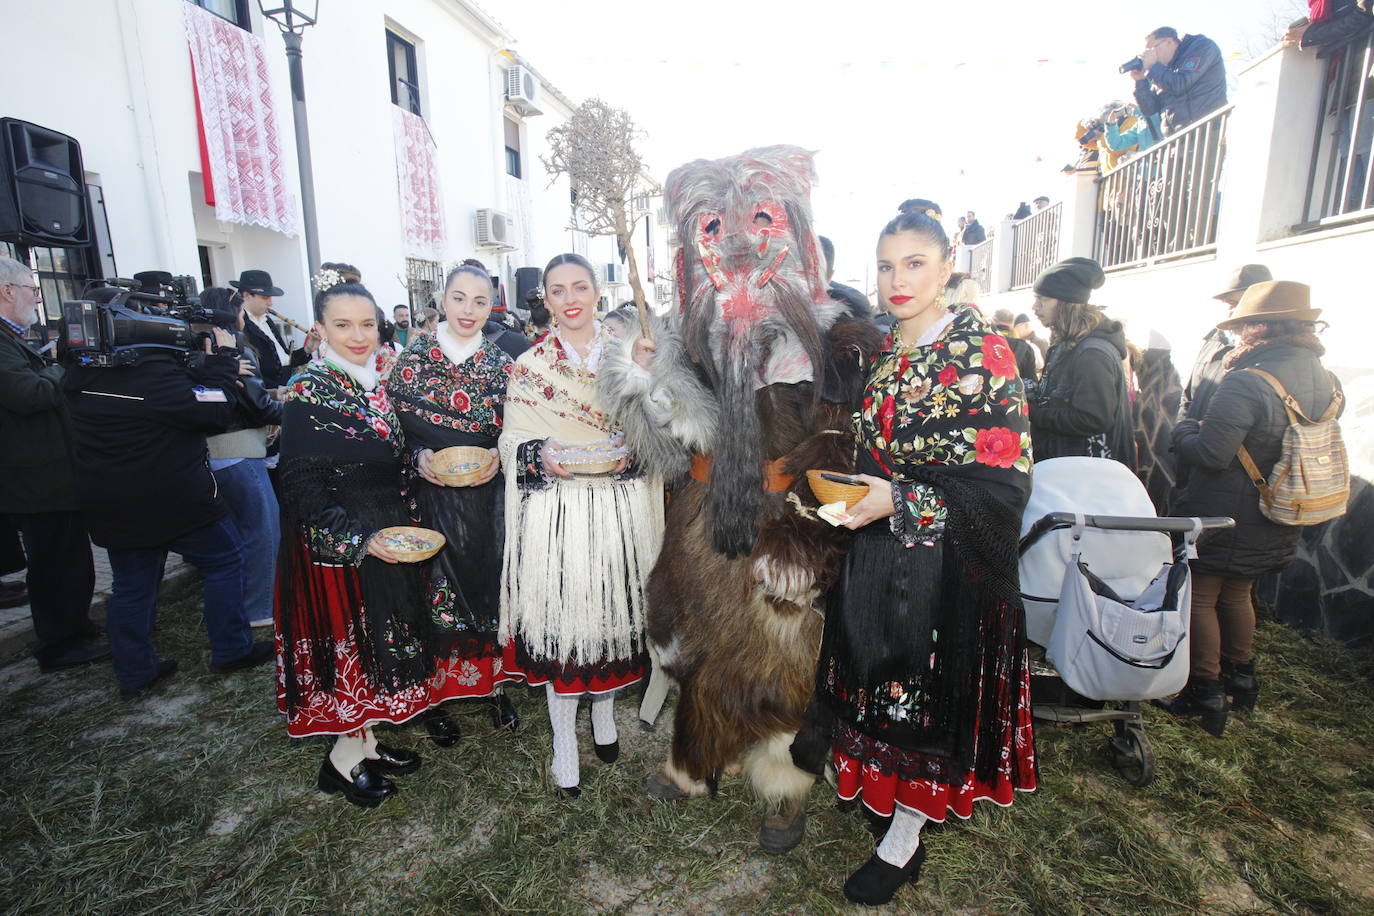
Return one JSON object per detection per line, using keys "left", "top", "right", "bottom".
{"left": 599, "top": 145, "right": 882, "bottom": 851}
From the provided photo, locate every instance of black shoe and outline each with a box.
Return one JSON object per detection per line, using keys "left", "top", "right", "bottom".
{"left": 1221, "top": 659, "right": 1259, "bottom": 712}
{"left": 422, "top": 710, "right": 461, "bottom": 748}
{"left": 119, "top": 659, "right": 179, "bottom": 699}
{"left": 489, "top": 693, "right": 520, "bottom": 732}
{"left": 0, "top": 580, "right": 27, "bottom": 609}
{"left": 317, "top": 756, "right": 395, "bottom": 808}
{"left": 842, "top": 844, "right": 928, "bottom": 905}
{"left": 38, "top": 639, "right": 112, "bottom": 673}
{"left": 556, "top": 785, "right": 581, "bottom": 799}
{"left": 210, "top": 640, "right": 274, "bottom": 674}
{"left": 371, "top": 743, "right": 421, "bottom": 776}
{"left": 1152, "top": 677, "right": 1228, "bottom": 736}
{"left": 594, "top": 739, "right": 620, "bottom": 764}
{"left": 860, "top": 806, "right": 894, "bottom": 840}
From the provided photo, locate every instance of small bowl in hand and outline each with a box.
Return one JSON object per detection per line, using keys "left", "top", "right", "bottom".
{"left": 375, "top": 526, "right": 446, "bottom": 562}
{"left": 805, "top": 470, "right": 869, "bottom": 509}
{"left": 431, "top": 446, "right": 493, "bottom": 487}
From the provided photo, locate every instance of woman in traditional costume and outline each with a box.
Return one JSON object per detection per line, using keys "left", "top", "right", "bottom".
{"left": 499, "top": 253, "right": 664, "bottom": 797}
{"left": 815, "top": 208, "right": 1036, "bottom": 904}
{"left": 274, "top": 278, "right": 440, "bottom": 808}
{"left": 389, "top": 265, "right": 522, "bottom": 742}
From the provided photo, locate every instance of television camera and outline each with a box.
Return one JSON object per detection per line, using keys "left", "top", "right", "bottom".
{"left": 61, "top": 271, "right": 237, "bottom": 368}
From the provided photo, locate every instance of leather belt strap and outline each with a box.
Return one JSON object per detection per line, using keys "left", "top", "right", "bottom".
{"left": 689, "top": 452, "right": 794, "bottom": 492}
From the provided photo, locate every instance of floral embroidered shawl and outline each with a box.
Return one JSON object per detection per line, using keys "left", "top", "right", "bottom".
{"left": 389, "top": 333, "right": 512, "bottom": 450}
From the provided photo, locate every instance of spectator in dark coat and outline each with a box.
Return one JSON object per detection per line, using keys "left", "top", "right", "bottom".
{"left": 64, "top": 337, "right": 276, "bottom": 696}
{"left": 961, "top": 211, "right": 987, "bottom": 245}
{"left": 818, "top": 235, "right": 873, "bottom": 319}
{"left": 1027, "top": 258, "right": 1136, "bottom": 470}
{"left": 234, "top": 270, "right": 317, "bottom": 388}
{"left": 0, "top": 257, "right": 105, "bottom": 671}
{"left": 1182, "top": 264, "right": 1272, "bottom": 422}
{"left": 1128, "top": 27, "right": 1227, "bottom": 136}
{"left": 1159, "top": 281, "right": 1341, "bottom": 736}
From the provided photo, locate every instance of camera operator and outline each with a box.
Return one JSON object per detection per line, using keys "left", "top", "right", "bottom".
{"left": 63, "top": 290, "right": 279, "bottom": 698}
{"left": 0, "top": 256, "right": 106, "bottom": 673}
{"left": 1125, "top": 26, "right": 1227, "bottom": 137}
{"left": 202, "top": 287, "right": 284, "bottom": 630}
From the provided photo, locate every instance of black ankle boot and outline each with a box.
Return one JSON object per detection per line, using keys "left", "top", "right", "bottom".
{"left": 842, "top": 844, "right": 928, "bottom": 905}
{"left": 317, "top": 756, "right": 396, "bottom": 808}
{"left": 1152, "top": 677, "right": 1228, "bottom": 736}
{"left": 489, "top": 692, "right": 520, "bottom": 732}
{"left": 1221, "top": 659, "right": 1259, "bottom": 712}
{"left": 421, "top": 709, "right": 461, "bottom": 748}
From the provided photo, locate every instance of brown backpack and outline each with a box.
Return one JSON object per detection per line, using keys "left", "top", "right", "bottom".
{"left": 1235, "top": 368, "right": 1348, "bottom": 526}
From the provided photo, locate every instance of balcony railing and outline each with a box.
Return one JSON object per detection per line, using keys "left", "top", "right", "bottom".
{"left": 1094, "top": 105, "right": 1231, "bottom": 270}
{"left": 1299, "top": 28, "right": 1374, "bottom": 229}
{"left": 966, "top": 237, "right": 994, "bottom": 296}
{"left": 1009, "top": 202, "right": 1062, "bottom": 289}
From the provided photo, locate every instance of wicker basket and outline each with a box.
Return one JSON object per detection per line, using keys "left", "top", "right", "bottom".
{"left": 555, "top": 440, "right": 626, "bottom": 476}
{"left": 432, "top": 446, "right": 493, "bottom": 487}
{"left": 375, "top": 526, "right": 446, "bottom": 563}
{"left": 805, "top": 470, "right": 868, "bottom": 508}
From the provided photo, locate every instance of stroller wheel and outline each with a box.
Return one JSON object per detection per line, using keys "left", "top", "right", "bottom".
{"left": 1106, "top": 723, "right": 1155, "bottom": 788}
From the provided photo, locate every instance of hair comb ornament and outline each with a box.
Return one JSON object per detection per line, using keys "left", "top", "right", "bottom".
{"left": 312, "top": 268, "right": 345, "bottom": 292}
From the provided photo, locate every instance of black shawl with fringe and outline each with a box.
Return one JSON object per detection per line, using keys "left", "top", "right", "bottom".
{"left": 276, "top": 362, "right": 437, "bottom": 709}
{"left": 817, "top": 303, "right": 1032, "bottom": 784}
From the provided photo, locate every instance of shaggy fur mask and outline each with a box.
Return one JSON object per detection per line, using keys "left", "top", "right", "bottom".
{"left": 665, "top": 145, "right": 834, "bottom": 557}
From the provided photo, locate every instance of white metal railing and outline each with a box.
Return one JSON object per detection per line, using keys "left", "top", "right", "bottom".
{"left": 1299, "top": 28, "right": 1374, "bottom": 229}
{"left": 1094, "top": 105, "right": 1232, "bottom": 270}
{"left": 966, "top": 237, "right": 995, "bottom": 296}
{"left": 1010, "top": 202, "right": 1062, "bottom": 289}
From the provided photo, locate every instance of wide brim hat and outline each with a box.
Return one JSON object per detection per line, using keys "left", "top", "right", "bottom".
{"left": 229, "top": 269, "right": 284, "bottom": 297}
{"left": 1214, "top": 263, "right": 1273, "bottom": 300}
{"left": 1216, "top": 280, "right": 1322, "bottom": 329}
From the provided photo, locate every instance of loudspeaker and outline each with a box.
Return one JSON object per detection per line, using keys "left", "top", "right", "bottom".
{"left": 0, "top": 118, "right": 90, "bottom": 248}
{"left": 515, "top": 266, "right": 541, "bottom": 309}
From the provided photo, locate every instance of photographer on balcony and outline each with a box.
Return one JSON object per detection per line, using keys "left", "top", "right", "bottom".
{"left": 64, "top": 292, "right": 278, "bottom": 697}
{"left": 1126, "top": 27, "right": 1227, "bottom": 137}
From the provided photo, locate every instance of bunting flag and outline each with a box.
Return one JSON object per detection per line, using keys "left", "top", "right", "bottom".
{"left": 392, "top": 107, "right": 447, "bottom": 259}
{"left": 183, "top": 2, "right": 297, "bottom": 235}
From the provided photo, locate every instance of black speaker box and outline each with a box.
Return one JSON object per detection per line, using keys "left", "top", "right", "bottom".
{"left": 515, "top": 266, "right": 541, "bottom": 309}
{"left": 0, "top": 118, "right": 90, "bottom": 248}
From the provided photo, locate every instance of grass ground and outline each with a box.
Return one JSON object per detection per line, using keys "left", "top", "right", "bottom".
{"left": 2, "top": 575, "right": 1373, "bottom": 915}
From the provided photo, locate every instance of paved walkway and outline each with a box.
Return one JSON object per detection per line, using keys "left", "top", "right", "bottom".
{"left": 0, "top": 547, "right": 186, "bottom": 657}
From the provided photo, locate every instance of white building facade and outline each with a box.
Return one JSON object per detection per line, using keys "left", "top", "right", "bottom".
{"left": 1, "top": 0, "right": 669, "bottom": 332}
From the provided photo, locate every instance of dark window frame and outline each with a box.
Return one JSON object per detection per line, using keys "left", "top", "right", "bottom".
{"left": 187, "top": 0, "right": 252, "bottom": 30}
{"left": 387, "top": 30, "right": 422, "bottom": 116}
{"left": 504, "top": 118, "right": 522, "bottom": 179}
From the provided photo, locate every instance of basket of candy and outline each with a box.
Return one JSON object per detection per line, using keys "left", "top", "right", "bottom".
{"left": 553, "top": 437, "right": 629, "bottom": 476}
{"left": 431, "top": 446, "right": 493, "bottom": 487}
{"left": 374, "top": 526, "right": 446, "bottom": 562}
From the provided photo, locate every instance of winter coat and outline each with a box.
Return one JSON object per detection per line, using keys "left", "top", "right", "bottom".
{"left": 482, "top": 319, "right": 531, "bottom": 361}
{"left": 1029, "top": 319, "right": 1136, "bottom": 470}
{"left": 63, "top": 350, "right": 263, "bottom": 550}
{"left": 1181, "top": 328, "right": 1233, "bottom": 421}
{"left": 0, "top": 323, "right": 78, "bottom": 513}
{"left": 961, "top": 220, "right": 987, "bottom": 245}
{"left": 1171, "top": 342, "right": 1341, "bottom": 578}
{"left": 1009, "top": 335, "right": 1039, "bottom": 381}
{"left": 1133, "top": 33, "right": 1228, "bottom": 136}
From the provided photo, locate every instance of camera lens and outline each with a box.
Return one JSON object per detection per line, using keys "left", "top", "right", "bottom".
{"left": 1119, "top": 57, "right": 1144, "bottom": 74}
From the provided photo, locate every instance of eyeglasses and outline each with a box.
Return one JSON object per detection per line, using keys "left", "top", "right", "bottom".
{"left": 6, "top": 283, "right": 41, "bottom": 295}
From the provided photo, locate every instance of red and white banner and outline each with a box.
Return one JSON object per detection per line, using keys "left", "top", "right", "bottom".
{"left": 393, "top": 107, "right": 447, "bottom": 259}
{"left": 184, "top": 2, "right": 297, "bottom": 236}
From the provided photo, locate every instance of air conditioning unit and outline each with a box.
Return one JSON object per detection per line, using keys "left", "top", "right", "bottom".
{"left": 505, "top": 65, "right": 543, "bottom": 117}
{"left": 475, "top": 208, "right": 514, "bottom": 248}
{"left": 603, "top": 263, "right": 621, "bottom": 284}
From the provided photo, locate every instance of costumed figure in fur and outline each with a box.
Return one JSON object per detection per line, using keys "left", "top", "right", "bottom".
{"left": 599, "top": 145, "right": 882, "bottom": 852}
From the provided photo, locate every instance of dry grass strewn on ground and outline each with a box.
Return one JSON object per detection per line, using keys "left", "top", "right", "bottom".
{"left": 2, "top": 575, "right": 1373, "bottom": 914}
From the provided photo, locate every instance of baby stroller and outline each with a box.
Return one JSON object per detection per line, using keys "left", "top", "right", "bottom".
{"left": 1019, "top": 457, "right": 1233, "bottom": 787}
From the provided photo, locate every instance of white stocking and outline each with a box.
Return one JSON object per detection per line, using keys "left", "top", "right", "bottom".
{"left": 590, "top": 690, "right": 618, "bottom": 746}
{"left": 330, "top": 730, "right": 368, "bottom": 780}
{"left": 545, "top": 684, "right": 581, "bottom": 788}
{"left": 876, "top": 805, "right": 928, "bottom": 867}
{"left": 361, "top": 725, "right": 379, "bottom": 759}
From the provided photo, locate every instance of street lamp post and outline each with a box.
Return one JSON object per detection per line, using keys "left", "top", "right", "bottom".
{"left": 258, "top": 1, "right": 320, "bottom": 276}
